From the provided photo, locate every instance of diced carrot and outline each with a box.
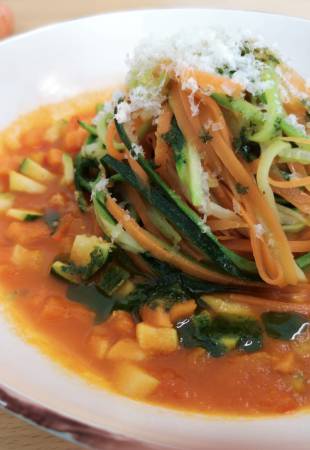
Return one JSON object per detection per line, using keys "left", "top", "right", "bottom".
{"left": 30, "top": 152, "right": 45, "bottom": 165}
{"left": 169, "top": 300, "right": 197, "bottom": 323}
{"left": 63, "top": 128, "right": 87, "bottom": 153}
{"left": 273, "top": 352, "right": 296, "bottom": 374}
{"left": 22, "top": 128, "right": 45, "bottom": 148}
{"left": 88, "top": 335, "right": 111, "bottom": 359}
{"left": 5, "top": 221, "right": 50, "bottom": 245}
{"left": 0, "top": 154, "right": 23, "bottom": 175}
{"left": 141, "top": 305, "right": 172, "bottom": 328}
{"left": 40, "top": 296, "right": 67, "bottom": 320}
{"left": 48, "top": 193, "right": 65, "bottom": 208}
{"left": 45, "top": 148, "right": 63, "bottom": 172}
{"left": 106, "top": 310, "right": 136, "bottom": 337}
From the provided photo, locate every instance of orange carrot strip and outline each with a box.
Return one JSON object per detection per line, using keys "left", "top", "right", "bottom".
{"left": 155, "top": 103, "right": 173, "bottom": 171}
{"left": 223, "top": 239, "right": 310, "bottom": 254}
{"left": 269, "top": 176, "right": 310, "bottom": 189}
{"left": 183, "top": 70, "right": 244, "bottom": 97}
{"left": 208, "top": 219, "right": 247, "bottom": 231}
{"left": 126, "top": 185, "right": 163, "bottom": 239}
{"left": 228, "top": 294, "right": 310, "bottom": 314}
{"left": 154, "top": 103, "right": 184, "bottom": 195}
{"left": 273, "top": 187, "right": 310, "bottom": 215}
{"left": 125, "top": 150, "right": 149, "bottom": 186}
{"left": 128, "top": 252, "right": 153, "bottom": 275}
{"left": 105, "top": 195, "right": 247, "bottom": 285}
{"left": 200, "top": 97, "right": 298, "bottom": 286}
{"left": 106, "top": 121, "right": 124, "bottom": 161}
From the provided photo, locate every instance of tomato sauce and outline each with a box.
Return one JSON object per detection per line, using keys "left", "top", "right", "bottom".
{"left": 1, "top": 94, "right": 310, "bottom": 416}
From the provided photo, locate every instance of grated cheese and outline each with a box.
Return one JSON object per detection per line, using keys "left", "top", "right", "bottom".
{"left": 198, "top": 170, "right": 210, "bottom": 219}
{"left": 254, "top": 223, "right": 265, "bottom": 238}
{"left": 182, "top": 76, "right": 200, "bottom": 116}
{"left": 286, "top": 114, "right": 306, "bottom": 134}
{"left": 91, "top": 177, "right": 109, "bottom": 200}
{"left": 116, "top": 28, "right": 283, "bottom": 124}
{"left": 131, "top": 143, "right": 144, "bottom": 159}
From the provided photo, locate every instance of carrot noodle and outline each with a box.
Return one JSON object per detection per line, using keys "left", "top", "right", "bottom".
{"left": 105, "top": 194, "right": 248, "bottom": 285}
{"left": 182, "top": 69, "right": 244, "bottom": 97}
{"left": 223, "top": 239, "right": 310, "bottom": 253}
{"left": 273, "top": 187, "right": 310, "bottom": 215}
{"left": 125, "top": 185, "right": 164, "bottom": 240}
{"left": 269, "top": 176, "right": 310, "bottom": 189}
{"left": 155, "top": 103, "right": 185, "bottom": 195}
{"left": 195, "top": 95, "right": 299, "bottom": 285}
{"left": 106, "top": 121, "right": 124, "bottom": 161}
{"left": 228, "top": 294, "right": 310, "bottom": 314}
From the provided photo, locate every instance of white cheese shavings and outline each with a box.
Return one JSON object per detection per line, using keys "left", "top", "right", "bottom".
{"left": 91, "top": 178, "right": 109, "bottom": 200}
{"left": 198, "top": 170, "right": 210, "bottom": 219}
{"left": 254, "top": 223, "right": 265, "bottom": 238}
{"left": 182, "top": 76, "right": 200, "bottom": 116}
{"left": 114, "top": 101, "right": 132, "bottom": 124}
{"left": 93, "top": 90, "right": 124, "bottom": 125}
{"left": 286, "top": 114, "right": 306, "bottom": 134}
{"left": 131, "top": 143, "right": 144, "bottom": 159}
{"left": 128, "top": 28, "right": 280, "bottom": 99}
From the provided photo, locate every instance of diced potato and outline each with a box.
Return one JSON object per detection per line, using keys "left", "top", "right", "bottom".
{"left": 141, "top": 305, "right": 172, "bottom": 328}
{"left": 292, "top": 337, "right": 310, "bottom": 358}
{"left": 115, "top": 280, "right": 135, "bottom": 297}
{"left": 5, "top": 221, "right": 50, "bottom": 245}
{"left": 88, "top": 335, "right": 110, "bottom": 359}
{"left": 113, "top": 362, "right": 159, "bottom": 399}
{"left": 44, "top": 120, "right": 67, "bottom": 143}
{"left": 292, "top": 372, "right": 306, "bottom": 394}
{"left": 107, "top": 310, "right": 136, "bottom": 337}
{"left": 136, "top": 322, "right": 178, "bottom": 354}
{"left": 30, "top": 152, "right": 45, "bottom": 165}
{"left": 64, "top": 128, "right": 87, "bottom": 153}
{"left": 169, "top": 300, "right": 197, "bottom": 323}
{"left": 11, "top": 244, "right": 44, "bottom": 271}
{"left": 45, "top": 148, "right": 63, "bottom": 172}
{"left": 273, "top": 352, "right": 296, "bottom": 374}
{"left": 107, "top": 338, "right": 146, "bottom": 362}
{"left": 202, "top": 295, "right": 252, "bottom": 316}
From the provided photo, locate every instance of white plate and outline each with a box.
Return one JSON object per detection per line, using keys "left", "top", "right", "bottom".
{"left": 0, "top": 8, "right": 310, "bottom": 450}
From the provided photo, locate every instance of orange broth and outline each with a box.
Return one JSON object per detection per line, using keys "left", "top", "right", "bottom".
{"left": 1, "top": 92, "right": 310, "bottom": 416}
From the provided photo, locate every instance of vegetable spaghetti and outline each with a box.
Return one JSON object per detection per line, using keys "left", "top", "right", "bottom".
{"left": 1, "top": 29, "right": 310, "bottom": 414}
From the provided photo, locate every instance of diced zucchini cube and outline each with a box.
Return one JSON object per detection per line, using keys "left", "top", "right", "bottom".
{"left": 9, "top": 171, "right": 46, "bottom": 194}
{"left": 20, "top": 158, "right": 55, "bottom": 183}
{"left": 0, "top": 193, "right": 14, "bottom": 212}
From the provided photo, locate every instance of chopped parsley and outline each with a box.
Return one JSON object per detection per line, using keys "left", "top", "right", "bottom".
{"left": 236, "top": 183, "right": 249, "bottom": 195}
{"left": 199, "top": 129, "right": 213, "bottom": 143}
